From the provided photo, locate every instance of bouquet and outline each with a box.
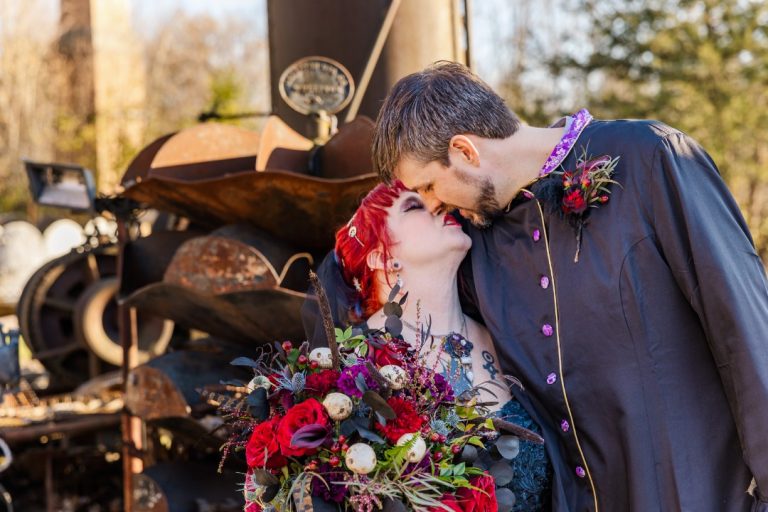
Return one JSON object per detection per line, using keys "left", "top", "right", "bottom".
{"left": 215, "top": 273, "right": 539, "bottom": 512}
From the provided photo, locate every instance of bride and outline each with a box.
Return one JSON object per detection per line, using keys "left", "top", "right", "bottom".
{"left": 329, "top": 180, "right": 552, "bottom": 511}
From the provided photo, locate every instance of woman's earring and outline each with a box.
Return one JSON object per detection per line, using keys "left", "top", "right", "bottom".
{"left": 396, "top": 273, "right": 403, "bottom": 288}
{"left": 391, "top": 260, "right": 402, "bottom": 271}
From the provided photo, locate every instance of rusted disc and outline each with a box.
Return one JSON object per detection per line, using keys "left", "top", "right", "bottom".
{"left": 74, "top": 276, "right": 173, "bottom": 367}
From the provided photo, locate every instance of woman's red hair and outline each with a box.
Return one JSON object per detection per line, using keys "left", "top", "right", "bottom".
{"left": 335, "top": 180, "right": 408, "bottom": 320}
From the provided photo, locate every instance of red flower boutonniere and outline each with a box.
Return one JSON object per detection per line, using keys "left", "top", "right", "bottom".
{"left": 554, "top": 148, "right": 620, "bottom": 261}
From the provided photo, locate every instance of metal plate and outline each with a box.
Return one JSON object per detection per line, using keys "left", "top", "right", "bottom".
{"left": 278, "top": 56, "right": 355, "bottom": 115}
{"left": 121, "top": 170, "right": 378, "bottom": 251}
{"left": 122, "top": 283, "right": 309, "bottom": 344}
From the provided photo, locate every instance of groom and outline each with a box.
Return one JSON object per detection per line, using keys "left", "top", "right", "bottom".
{"left": 372, "top": 61, "right": 768, "bottom": 511}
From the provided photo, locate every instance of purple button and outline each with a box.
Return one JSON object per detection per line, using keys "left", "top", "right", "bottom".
{"left": 546, "top": 372, "right": 557, "bottom": 385}
{"left": 560, "top": 419, "right": 570, "bottom": 432}
{"left": 542, "top": 324, "right": 554, "bottom": 337}
{"left": 575, "top": 466, "right": 586, "bottom": 478}
{"left": 540, "top": 275, "right": 550, "bottom": 289}
{"left": 522, "top": 190, "right": 534, "bottom": 199}
{"left": 532, "top": 229, "right": 541, "bottom": 242}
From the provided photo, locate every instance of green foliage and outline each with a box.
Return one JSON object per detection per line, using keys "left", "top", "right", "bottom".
{"left": 549, "top": 0, "right": 768, "bottom": 259}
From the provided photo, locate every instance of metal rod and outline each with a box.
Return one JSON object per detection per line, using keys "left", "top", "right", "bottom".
{"left": 117, "top": 218, "right": 137, "bottom": 512}
{"left": 0, "top": 414, "right": 121, "bottom": 444}
{"left": 344, "top": 0, "right": 402, "bottom": 123}
{"left": 464, "top": 0, "right": 473, "bottom": 69}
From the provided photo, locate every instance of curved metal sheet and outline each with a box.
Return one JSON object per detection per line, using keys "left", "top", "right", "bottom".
{"left": 121, "top": 282, "right": 311, "bottom": 344}
{"left": 122, "top": 170, "right": 377, "bottom": 250}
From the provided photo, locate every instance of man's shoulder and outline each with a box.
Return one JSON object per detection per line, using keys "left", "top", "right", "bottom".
{"left": 585, "top": 118, "right": 681, "bottom": 148}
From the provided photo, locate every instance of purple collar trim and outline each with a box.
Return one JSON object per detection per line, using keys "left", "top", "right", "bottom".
{"left": 538, "top": 109, "right": 593, "bottom": 177}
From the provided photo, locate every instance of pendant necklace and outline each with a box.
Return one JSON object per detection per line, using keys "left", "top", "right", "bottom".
{"left": 400, "top": 316, "right": 475, "bottom": 392}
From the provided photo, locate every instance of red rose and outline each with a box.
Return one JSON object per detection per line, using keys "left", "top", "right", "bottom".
{"left": 374, "top": 396, "right": 424, "bottom": 444}
{"left": 428, "top": 494, "right": 462, "bottom": 512}
{"left": 305, "top": 369, "right": 341, "bottom": 397}
{"left": 562, "top": 188, "right": 587, "bottom": 214}
{"left": 456, "top": 475, "right": 497, "bottom": 512}
{"left": 371, "top": 337, "right": 409, "bottom": 366}
{"left": 246, "top": 416, "right": 287, "bottom": 469}
{"left": 277, "top": 398, "right": 329, "bottom": 457}
{"left": 429, "top": 474, "right": 497, "bottom": 512}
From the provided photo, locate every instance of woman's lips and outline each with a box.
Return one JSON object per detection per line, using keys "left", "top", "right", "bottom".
{"left": 443, "top": 214, "right": 460, "bottom": 226}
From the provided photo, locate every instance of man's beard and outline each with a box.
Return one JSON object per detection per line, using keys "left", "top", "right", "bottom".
{"left": 457, "top": 178, "right": 504, "bottom": 229}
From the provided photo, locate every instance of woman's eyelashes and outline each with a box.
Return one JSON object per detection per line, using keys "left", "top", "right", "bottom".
{"left": 402, "top": 197, "right": 424, "bottom": 212}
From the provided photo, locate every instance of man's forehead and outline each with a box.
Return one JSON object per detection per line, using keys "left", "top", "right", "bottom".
{"left": 395, "top": 158, "right": 438, "bottom": 189}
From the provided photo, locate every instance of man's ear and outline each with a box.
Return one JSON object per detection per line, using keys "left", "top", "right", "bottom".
{"left": 448, "top": 135, "right": 480, "bottom": 167}
{"left": 366, "top": 249, "right": 386, "bottom": 271}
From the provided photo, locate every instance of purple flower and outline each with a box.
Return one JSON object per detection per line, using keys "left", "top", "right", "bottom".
{"left": 336, "top": 364, "right": 380, "bottom": 398}
{"left": 311, "top": 463, "right": 348, "bottom": 503}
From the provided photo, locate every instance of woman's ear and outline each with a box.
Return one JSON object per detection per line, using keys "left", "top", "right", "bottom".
{"left": 448, "top": 135, "right": 480, "bottom": 167}
{"left": 366, "top": 249, "right": 386, "bottom": 271}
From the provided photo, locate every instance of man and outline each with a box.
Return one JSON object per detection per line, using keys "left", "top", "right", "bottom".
{"left": 372, "top": 61, "right": 768, "bottom": 511}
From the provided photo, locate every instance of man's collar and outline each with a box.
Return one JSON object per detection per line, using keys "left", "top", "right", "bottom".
{"left": 539, "top": 109, "right": 593, "bottom": 177}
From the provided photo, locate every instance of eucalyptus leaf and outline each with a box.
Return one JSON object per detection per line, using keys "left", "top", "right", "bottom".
{"left": 496, "top": 488, "right": 516, "bottom": 510}
{"left": 496, "top": 435, "right": 521, "bottom": 460}
{"left": 383, "top": 302, "right": 402, "bottom": 317}
{"left": 340, "top": 419, "right": 357, "bottom": 437}
{"left": 230, "top": 356, "right": 260, "bottom": 368}
{"left": 382, "top": 498, "right": 408, "bottom": 512}
{"left": 489, "top": 460, "right": 515, "bottom": 486}
{"left": 247, "top": 388, "right": 269, "bottom": 421}
{"left": 387, "top": 283, "right": 401, "bottom": 303}
{"left": 458, "top": 445, "right": 478, "bottom": 464}
{"left": 356, "top": 426, "right": 386, "bottom": 444}
{"left": 384, "top": 316, "right": 402, "bottom": 337}
{"left": 251, "top": 468, "right": 279, "bottom": 486}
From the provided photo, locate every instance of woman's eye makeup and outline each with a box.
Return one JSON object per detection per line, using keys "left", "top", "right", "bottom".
{"left": 402, "top": 197, "right": 424, "bottom": 212}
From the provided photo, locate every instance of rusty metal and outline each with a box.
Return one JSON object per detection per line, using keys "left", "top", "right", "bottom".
{"left": 123, "top": 225, "right": 312, "bottom": 344}
{"left": 125, "top": 349, "right": 249, "bottom": 421}
{"left": 133, "top": 462, "right": 242, "bottom": 512}
{"left": 0, "top": 414, "right": 121, "bottom": 444}
{"left": 317, "top": 116, "right": 375, "bottom": 179}
{"left": 254, "top": 115, "right": 313, "bottom": 172}
{"left": 17, "top": 246, "right": 116, "bottom": 390}
{"left": 17, "top": 245, "right": 175, "bottom": 388}
{"left": 122, "top": 170, "right": 376, "bottom": 251}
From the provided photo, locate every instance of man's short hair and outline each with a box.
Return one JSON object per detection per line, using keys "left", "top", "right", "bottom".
{"left": 372, "top": 61, "right": 520, "bottom": 184}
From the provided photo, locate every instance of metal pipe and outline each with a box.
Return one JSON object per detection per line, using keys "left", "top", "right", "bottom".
{"left": 343, "top": 0, "right": 402, "bottom": 123}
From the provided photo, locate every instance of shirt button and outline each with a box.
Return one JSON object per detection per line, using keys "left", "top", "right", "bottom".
{"left": 560, "top": 419, "right": 570, "bottom": 432}
{"left": 541, "top": 324, "right": 553, "bottom": 337}
{"left": 546, "top": 372, "right": 557, "bottom": 385}
{"left": 532, "top": 229, "right": 541, "bottom": 242}
{"left": 575, "top": 466, "right": 586, "bottom": 478}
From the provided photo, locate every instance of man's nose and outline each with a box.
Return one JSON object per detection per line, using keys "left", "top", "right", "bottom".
{"left": 424, "top": 195, "right": 443, "bottom": 215}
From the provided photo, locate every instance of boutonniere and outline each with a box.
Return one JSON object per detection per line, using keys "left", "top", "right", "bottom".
{"left": 552, "top": 148, "right": 621, "bottom": 262}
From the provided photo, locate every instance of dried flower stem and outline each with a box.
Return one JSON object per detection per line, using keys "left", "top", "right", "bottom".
{"left": 310, "top": 270, "right": 341, "bottom": 371}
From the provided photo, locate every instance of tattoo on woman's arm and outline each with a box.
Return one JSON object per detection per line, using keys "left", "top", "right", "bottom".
{"left": 482, "top": 350, "right": 499, "bottom": 380}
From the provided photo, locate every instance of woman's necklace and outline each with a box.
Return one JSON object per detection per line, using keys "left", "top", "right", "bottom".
{"left": 400, "top": 316, "right": 475, "bottom": 394}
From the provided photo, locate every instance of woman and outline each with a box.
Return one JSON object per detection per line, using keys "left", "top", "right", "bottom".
{"left": 332, "top": 181, "right": 552, "bottom": 511}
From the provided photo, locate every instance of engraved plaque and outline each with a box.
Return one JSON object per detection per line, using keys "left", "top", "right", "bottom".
{"left": 278, "top": 56, "right": 354, "bottom": 115}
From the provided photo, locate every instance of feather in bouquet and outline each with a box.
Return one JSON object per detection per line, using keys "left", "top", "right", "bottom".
{"left": 216, "top": 272, "right": 542, "bottom": 512}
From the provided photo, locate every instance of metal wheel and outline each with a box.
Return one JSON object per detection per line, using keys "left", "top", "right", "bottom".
{"left": 74, "top": 276, "right": 173, "bottom": 366}
{"left": 18, "top": 246, "right": 172, "bottom": 391}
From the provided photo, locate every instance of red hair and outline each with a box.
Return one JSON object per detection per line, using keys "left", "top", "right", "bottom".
{"left": 335, "top": 180, "right": 409, "bottom": 320}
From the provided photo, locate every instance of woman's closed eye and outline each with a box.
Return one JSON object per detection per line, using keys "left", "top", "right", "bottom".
{"left": 402, "top": 197, "right": 424, "bottom": 212}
